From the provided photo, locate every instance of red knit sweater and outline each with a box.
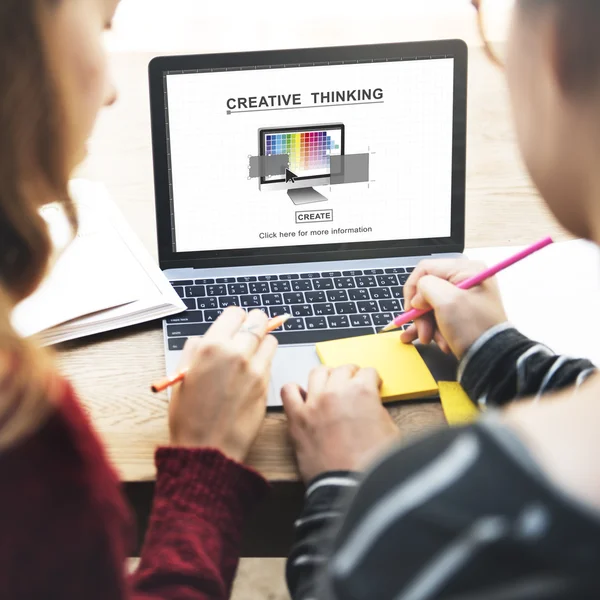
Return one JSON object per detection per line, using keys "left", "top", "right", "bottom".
{"left": 0, "top": 379, "right": 269, "bottom": 599}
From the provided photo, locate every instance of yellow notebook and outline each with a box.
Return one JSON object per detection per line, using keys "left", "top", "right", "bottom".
{"left": 315, "top": 333, "right": 438, "bottom": 403}
{"left": 438, "top": 381, "right": 480, "bottom": 425}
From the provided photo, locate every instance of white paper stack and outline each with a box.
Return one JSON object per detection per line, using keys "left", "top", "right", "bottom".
{"left": 11, "top": 180, "right": 186, "bottom": 345}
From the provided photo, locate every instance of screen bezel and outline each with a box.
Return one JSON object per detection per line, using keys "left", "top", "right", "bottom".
{"left": 259, "top": 123, "right": 345, "bottom": 186}
{"left": 149, "top": 40, "right": 468, "bottom": 270}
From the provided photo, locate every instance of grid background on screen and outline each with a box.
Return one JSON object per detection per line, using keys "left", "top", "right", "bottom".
{"left": 265, "top": 130, "right": 340, "bottom": 175}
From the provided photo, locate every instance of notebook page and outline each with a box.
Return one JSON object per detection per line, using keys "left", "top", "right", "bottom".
{"left": 11, "top": 193, "right": 142, "bottom": 337}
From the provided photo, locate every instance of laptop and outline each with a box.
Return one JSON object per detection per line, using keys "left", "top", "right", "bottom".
{"left": 149, "top": 40, "right": 468, "bottom": 406}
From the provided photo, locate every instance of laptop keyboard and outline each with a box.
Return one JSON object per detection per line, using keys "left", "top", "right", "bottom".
{"left": 165, "top": 267, "right": 415, "bottom": 350}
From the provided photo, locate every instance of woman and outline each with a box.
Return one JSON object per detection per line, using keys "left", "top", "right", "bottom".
{"left": 282, "top": 1, "right": 600, "bottom": 598}
{"left": 1, "top": 0, "right": 280, "bottom": 597}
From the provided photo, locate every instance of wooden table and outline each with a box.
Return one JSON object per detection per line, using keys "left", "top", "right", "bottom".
{"left": 57, "top": 46, "right": 568, "bottom": 555}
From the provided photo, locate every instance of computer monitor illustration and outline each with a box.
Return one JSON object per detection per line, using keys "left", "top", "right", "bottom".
{"left": 258, "top": 123, "right": 345, "bottom": 205}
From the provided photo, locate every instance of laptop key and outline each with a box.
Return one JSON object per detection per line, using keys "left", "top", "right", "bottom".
{"left": 390, "top": 287, "right": 404, "bottom": 299}
{"left": 204, "top": 309, "right": 223, "bottom": 322}
{"left": 335, "top": 302, "right": 358, "bottom": 315}
{"left": 240, "top": 295, "right": 261, "bottom": 307}
{"left": 228, "top": 283, "right": 248, "bottom": 295}
{"left": 197, "top": 297, "right": 218, "bottom": 309}
{"left": 195, "top": 278, "right": 215, "bottom": 285}
{"left": 398, "top": 273, "right": 410, "bottom": 284}
{"left": 306, "top": 317, "right": 327, "bottom": 329}
{"left": 351, "top": 314, "right": 372, "bottom": 327}
{"left": 327, "top": 290, "right": 348, "bottom": 302}
{"left": 167, "top": 311, "right": 205, "bottom": 324}
{"left": 172, "top": 280, "right": 193, "bottom": 286}
{"left": 349, "top": 289, "right": 369, "bottom": 301}
{"left": 377, "top": 275, "right": 398, "bottom": 287}
{"left": 216, "top": 277, "right": 236, "bottom": 283}
{"left": 305, "top": 290, "right": 326, "bottom": 303}
{"left": 185, "top": 285, "right": 205, "bottom": 298}
{"left": 300, "top": 272, "right": 321, "bottom": 279}
{"left": 364, "top": 269, "right": 384, "bottom": 275}
{"left": 173, "top": 287, "right": 184, "bottom": 298}
{"left": 314, "top": 303, "right": 335, "bottom": 316}
{"left": 256, "top": 306, "right": 269, "bottom": 315}
{"left": 284, "top": 318, "right": 306, "bottom": 331}
{"left": 313, "top": 278, "right": 334, "bottom": 290}
{"left": 250, "top": 282, "right": 269, "bottom": 294}
{"left": 167, "top": 323, "right": 211, "bottom": 337}
{"left": 384, "top": 268, "right": 406, "bottom": 274}
{"left": 357, "top": 301, "right": 378, "bottom": 313}
{"left": 269, "top": 305, "right": 290, "bottom": 318}
{"left": 219, "top": 296, "right": 240, "bottom": 308}
{"left": 168, "top": 338, "right": 188, "bottom": 351}
{"left": 258, "top": 275, "right": 279, "bottom": 281}
{"left": 284, "top": 292, "right": 304, "bottom": 305}
{"left": 236, "top": 276, "right": 257, "bottom": 282}
{"left": 328, "top": 315, "right": 350, "bottom": 328}
{"left": 334, "top": 277, "right": 355, "bottom": 289}
{"left": 356, "top": 276, "right": 376, "bottom": 288}
{"left": 370, "top": 288, "right": 391, "bottom": 300}
{"left": 292, "top": 280, "right": 312, "bottom": 292}
{"left": 291, "top": 304, "right": 313, "bottom": 317}
{"left": 321, "top": 271, "right": 341, "bottom": 278}
{"left": 183, "top": 298, "right": 196, "bottom": 310}
{"left": 372, "top": 313, "right": 394, "bottom": 326}
{"left": 342, "top": 270, "right": 363, "bottom": 276}
{"left": 406, "top": 267, "right": 415, "bottom": 273}
{"left": 206, "top": 285, "right": 226, "bottom": 296}
{"left": 263, "top": 294, "right": 284, "bottom": 306}
{"left": 270, "top": 281, "right": 291, "bottom": 293}
{"left": 279, "top": 274, "right": 300, "bottom": 280}
{"left": 380, "top": 299, "right": 402, "bottom": 312}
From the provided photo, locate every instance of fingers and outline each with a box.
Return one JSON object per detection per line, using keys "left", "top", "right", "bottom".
{"left": 404, "top": 259, "right": 486, "bottom": 309}
{"left": 400, "top": 324, "right": 417, "bottom": 344}
{"left": 415, "top": 313, "right": 436, "bottom": 345}
{"left": 417, "top": 275, "right": 463, "bottom": 311}
{"left": 434, "top": 330, "right": 451, "bottom": 354}
{"left": 251, "top": 333, "right": 278, "bottom": 374}
{"left": 204, "top": 306, "right": 247, "bottom": 341}
{"left": 306, "top": 366, "right": 331, "bottom": 400}
{"left": 328, "top": 364, "right": 360, "bottom": 388}
{"left": 231, "top": 309, "right": 270, "bottom": 357}
{"left": 353, "top": 367, "right": 382, "bottom": 390}
{"left": 281, "top": 383, "right": 306, "bottom": 420}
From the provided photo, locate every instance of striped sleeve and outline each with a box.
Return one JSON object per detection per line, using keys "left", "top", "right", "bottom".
{"left": 458, "top": 323, "right": 596, "bottom": 408}
{"left": 286, "top": 326, "right": 599, "bottom": 600}
{"left": 287, "top": 472, "right": 361, "bottom": 600}
{"left": 287, "top": 423, "right": 600, "bottom": 600}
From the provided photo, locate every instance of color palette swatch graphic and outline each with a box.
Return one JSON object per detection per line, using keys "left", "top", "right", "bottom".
{"left": 265, "top": 130, "right": 340, "bottom": 175}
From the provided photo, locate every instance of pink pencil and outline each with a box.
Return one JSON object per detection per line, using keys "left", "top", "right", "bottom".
{"left": 379, "top": 236, "right": 554, "bottom": 334}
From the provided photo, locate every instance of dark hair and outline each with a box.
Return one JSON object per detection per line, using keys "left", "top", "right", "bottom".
{"left": 0, "top": 0, "right": 76, "bottom": 303}
{"left": 521, "top": 0, "right": 600, "bottom": 94}
{"left": 0, "top": 0, "right": 76, "bottom": 449}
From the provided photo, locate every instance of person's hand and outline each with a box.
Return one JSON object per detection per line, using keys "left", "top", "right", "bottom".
{"left": 169, "top": 307, "right": 278, "bottom": 462}
{"left": 281, "top": 365, "right": 399, "bottom": 483}
{"left": 400, "top": 259, "right": 507, "bottom": 359}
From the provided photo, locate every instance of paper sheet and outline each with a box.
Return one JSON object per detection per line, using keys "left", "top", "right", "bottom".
{"left": 11, "top": 180, "right": 185, "bottom": 343}
{"left": 438, "top": 381, "right": 480, "bottom": 425}
{"left": 316, "top": 332, "right": 439, "bottom": 402}
{"left": 467, "top": 239, "right": 600, "bottom": 367}
{"left": 11, "top": 193, "right": 142, "bottom": 337}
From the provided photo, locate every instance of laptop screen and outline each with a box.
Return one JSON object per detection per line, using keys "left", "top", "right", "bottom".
{"left": 163, "top": 56, "right": 455, "bottom": 254}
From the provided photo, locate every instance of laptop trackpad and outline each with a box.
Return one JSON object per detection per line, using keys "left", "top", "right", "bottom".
{"left": 268, "top": 345, "right": 321, "bottom": 407}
